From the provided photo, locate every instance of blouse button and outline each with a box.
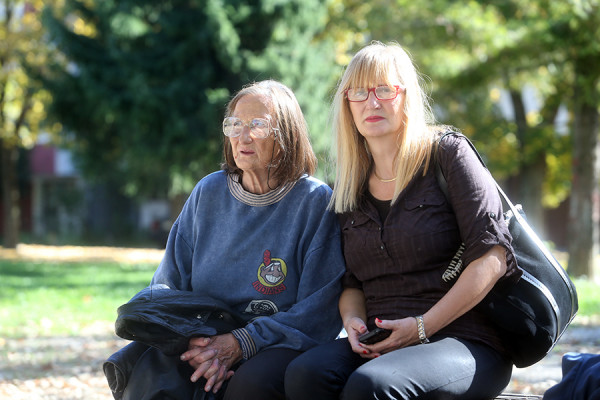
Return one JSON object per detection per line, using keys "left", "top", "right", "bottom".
{"left": 419, "top": 204, "right": 424, "bottom": 208}
{"left": 380, "top": 245, "right": 385, "bottom": 250}
{"left": 351, "top": 220, "right": 355, "bottom": 225}
{"left": 490, "top": 212, "right": 496, "bottom": 218}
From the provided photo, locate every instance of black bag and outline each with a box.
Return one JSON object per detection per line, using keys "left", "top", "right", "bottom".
{"left": 436, "top": 132, "right": 579, "bottom": 368}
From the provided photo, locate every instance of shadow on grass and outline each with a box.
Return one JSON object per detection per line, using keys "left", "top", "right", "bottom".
{"left": 0, "top": 259, "right": 156, "bottom": 337}
{"left": 0, "top": 260, "right": 155, "bottom": 292}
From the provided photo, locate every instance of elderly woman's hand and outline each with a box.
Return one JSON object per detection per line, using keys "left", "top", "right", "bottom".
{"left": 180, "top": 333, "right": 243, "bottom": 393}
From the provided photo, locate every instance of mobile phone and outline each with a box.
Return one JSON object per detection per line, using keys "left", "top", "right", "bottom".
{"left": 358, "top": 327, "right": 391, "bottom": 344}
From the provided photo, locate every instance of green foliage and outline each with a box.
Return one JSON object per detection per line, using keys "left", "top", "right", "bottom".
{"left": 0, "top": 260, "right": 155, "bottom": 337}
{"left": 41, "top": 0, "right": 337, "bottom": 197}
{"left": 0, "top": 0, "right": 56, "bottom": 148}
{"left": 543, "top": 131, "right": 572, "bottom": 208}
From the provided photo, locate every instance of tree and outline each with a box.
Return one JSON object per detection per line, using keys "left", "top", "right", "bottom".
{"left": 460, "top": 0, "right": 600, "bottom": 278}
{"left": 558, "top": 0, "right": 600, "bottom": 278}
{"left": 41, "top": 0, "right": 337, "bottom": 202}
{"left": 0, "top": 0, "right": 57, "bottom": 248}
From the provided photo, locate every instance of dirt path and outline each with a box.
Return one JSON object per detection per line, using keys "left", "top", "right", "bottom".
{"left": 506, "top": 323, "right": 600, "bottom": 394}
{"left": 0, "top": 327, "right": 126, "bottom": 400}
{"left": 0, "top": 244, "right": 165, "bottom": 264}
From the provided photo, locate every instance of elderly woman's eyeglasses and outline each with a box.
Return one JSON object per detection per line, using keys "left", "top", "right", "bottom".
{"left": 345, "top": 85, "right": 405, "bottom": 102}
{"left": 222, "top": 117, "right": 275, "bottom": 139}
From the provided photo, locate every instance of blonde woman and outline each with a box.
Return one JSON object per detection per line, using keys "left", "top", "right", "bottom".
{"left": 285, "top": 42, "right": 521, "bottom": 399}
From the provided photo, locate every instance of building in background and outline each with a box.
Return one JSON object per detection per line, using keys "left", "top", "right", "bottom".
{"left": 30, "top": 141, "right": 83, "bottom": 242}
{"left": 27, "top": 139, "right": 170, "bottom": 248}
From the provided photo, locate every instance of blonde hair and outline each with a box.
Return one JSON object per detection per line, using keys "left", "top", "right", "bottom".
{"left": 330, "top": 41, "right": 438, "bottom": 213}
{"left": 223, "top": 80, "right": 317, "bottom": 184}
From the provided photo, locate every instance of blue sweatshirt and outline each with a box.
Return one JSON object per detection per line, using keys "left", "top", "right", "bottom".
{"left": 151, "top": 171, "right": 345, "bottom": 359}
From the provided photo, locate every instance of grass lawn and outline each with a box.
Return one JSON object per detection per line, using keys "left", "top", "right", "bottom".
{"left": 0, "top": 259, "right": 156, "bottom": 337}
{"left": 0, "top": 258, "right": 599, "bottom": 338}
{"left": 571, "top": 277, "right": 600, "bottom": 324}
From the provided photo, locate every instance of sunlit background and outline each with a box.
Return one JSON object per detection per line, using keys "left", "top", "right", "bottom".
{"left": 1, "top": 0, "right": 599, "bottom": 398}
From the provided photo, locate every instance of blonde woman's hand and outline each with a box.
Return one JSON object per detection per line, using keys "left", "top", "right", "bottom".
{"left": 358, "top": 317, "right": 420, "bottom": 357}
{"left": 344, "top": 317, "right": 374, "bottom": 357}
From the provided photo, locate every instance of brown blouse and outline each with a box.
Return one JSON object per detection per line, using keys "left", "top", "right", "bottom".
{"left": 339, "top": 133, "right": 521, "bottom": 357}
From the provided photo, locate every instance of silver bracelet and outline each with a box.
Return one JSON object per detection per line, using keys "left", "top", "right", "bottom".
{"left": 415, "top": 315, "right": 430, "bottom": 344}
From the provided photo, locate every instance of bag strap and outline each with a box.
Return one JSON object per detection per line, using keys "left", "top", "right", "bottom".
{"left": 436, "top": 132, "right": 567, "bottom": 282}
{"left": 436, "top": 132, "right": 522, "bottom": 222}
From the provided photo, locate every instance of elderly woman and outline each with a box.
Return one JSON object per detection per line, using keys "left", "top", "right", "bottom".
{"left": 285, "top": 42, "right": 521, "bottom": 399}
{"left": 129, "top": 80, "right": 345, "bottom": 399}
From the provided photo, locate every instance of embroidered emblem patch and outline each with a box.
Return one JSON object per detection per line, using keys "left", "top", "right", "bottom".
{"left": 252, "top": 249, "right": 287, "bottom": 295}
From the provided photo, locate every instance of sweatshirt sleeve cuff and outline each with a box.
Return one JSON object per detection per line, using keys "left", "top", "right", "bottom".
{"left": 231, "top": 328, "right": 257, "bottom": 360}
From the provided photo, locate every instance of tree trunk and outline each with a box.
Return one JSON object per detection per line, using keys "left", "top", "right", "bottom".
{"left": 1, "top": 144, "right": 20, "bottom": 249}
{"left": 509, "top": 89, "right": 546, "bottom": 235}
{"left": 519, "top": 155, "right": 546, "bottom": 235}
{"left": 568, "top": 64, "right": 600, "bottom": 278}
